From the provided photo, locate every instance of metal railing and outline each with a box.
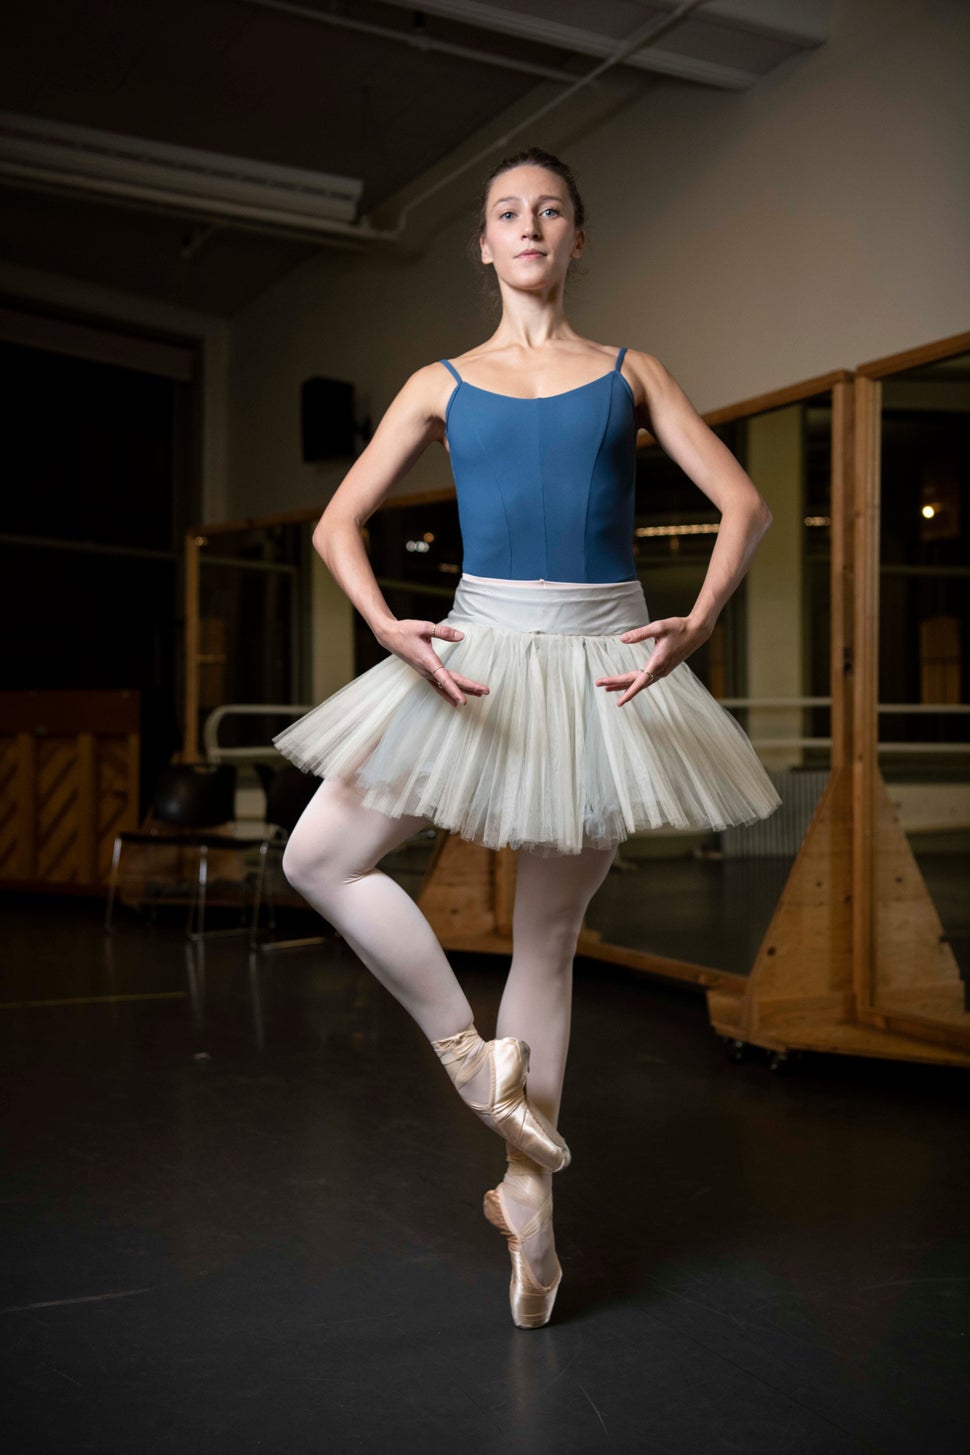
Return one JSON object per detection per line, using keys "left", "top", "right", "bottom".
{"left": 718, "top": 697, "right": 970, "bottom": 754}
{"left": 201, "top": 697, "right": 970, "bottom": 764}
{"left": 203, "top": 704, "right": 313, "bottom": 763}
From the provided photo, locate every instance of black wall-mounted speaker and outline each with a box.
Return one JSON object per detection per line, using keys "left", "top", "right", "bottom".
{"left": 301, "top": 376, "right": 356, "bottom": 461}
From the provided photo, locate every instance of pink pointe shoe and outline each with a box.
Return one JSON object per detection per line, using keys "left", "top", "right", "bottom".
{"left": 483, "top": 1175, "right": 562, "bottom": 1329}
{"left": 431, "top": 1025, "right": 570, "bottom": 1175}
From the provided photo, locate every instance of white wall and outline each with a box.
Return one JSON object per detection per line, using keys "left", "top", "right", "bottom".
{"left": 226, "top": 0, "right": 970, "bottom": 522}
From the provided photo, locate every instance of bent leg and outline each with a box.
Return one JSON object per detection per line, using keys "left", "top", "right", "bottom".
{"left": 282, "top": 778, "right": 568, "bottom": 1168}
{"left": 281, "top": 776, "right": 474, "bottom": 1041}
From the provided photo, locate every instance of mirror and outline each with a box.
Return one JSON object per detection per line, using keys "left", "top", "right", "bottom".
{"left": 864, "top": 342, "right": 970, "bottom": 1030}
{"left": 184, "top": 507, "right": 442, "bottom": 896}
{"left": 194, "top": 519, "right": 311, "bottom": 742}
{"left": 581, "top": 385, "right": 841, "bottom": 979}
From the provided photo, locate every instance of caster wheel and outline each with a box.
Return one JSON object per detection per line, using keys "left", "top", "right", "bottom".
{"left": 723, "top": 1037, "right": 750, "bottom": 1063}
{"left": 768, "top": 1049, "right": 792, "bottom": 1073}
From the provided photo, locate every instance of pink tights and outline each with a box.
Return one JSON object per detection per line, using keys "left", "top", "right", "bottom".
{"left": 281, "top": 775, "right": 615, "bottom": 1281}
{"left": 281, "top": 776, "right": 613, "bottom": 1116}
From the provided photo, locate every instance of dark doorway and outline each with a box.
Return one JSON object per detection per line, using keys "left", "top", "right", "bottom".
{"left": 0, "top": 330, "right": 200, "bottom": 802}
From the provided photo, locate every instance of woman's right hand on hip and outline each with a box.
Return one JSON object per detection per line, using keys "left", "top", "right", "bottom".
{"left": 377, "top": 619, "right": 490, "bottom": 708}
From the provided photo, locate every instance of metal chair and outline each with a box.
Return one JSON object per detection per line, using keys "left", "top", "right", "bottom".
{"left": 104, "top": 763, "right": 262, "bottom": 937}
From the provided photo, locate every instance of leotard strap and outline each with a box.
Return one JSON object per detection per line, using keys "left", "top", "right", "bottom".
{"left": 614, "top": 346, "right": 628, "bottom": 371}
{"left": 440, "top": 359, "right": 462, "bottom": 383}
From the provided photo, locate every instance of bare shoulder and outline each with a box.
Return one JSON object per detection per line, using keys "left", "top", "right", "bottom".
{"left": 389, "top": 360, "right": 460, "bottom": 428}
{"left": 621, "top": 348, "right": 701, "bottom": 430}
{"left": 622, "top": 348, "right": 677, "bottom": 396}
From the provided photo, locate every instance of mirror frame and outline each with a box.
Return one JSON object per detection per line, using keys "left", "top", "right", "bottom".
{"left": 182, "top": 348, "right": 970, "bottom": 1068}
{"left": 852, "top": 330, "right": 970, "bottom": 1055}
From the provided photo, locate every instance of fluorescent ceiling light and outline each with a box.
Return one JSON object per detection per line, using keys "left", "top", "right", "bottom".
{"left": 0, "top": 111, "right": 365, "bottom": 241}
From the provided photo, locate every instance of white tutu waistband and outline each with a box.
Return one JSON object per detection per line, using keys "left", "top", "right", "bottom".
{"left": 451, "top": 574, "right": 649, "bottom": 636}
{"left": 272, "top": 574, "right": 781, "bottom": 855}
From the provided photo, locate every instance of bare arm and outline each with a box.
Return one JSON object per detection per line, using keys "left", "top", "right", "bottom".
{"left": 599, "top": 352, "right": 773, "bottom": 705}
{"left": 313, "top": 363, "right": 487, "bottom": 707}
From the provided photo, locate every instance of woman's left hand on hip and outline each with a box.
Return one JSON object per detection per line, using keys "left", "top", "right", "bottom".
{"left": 595, "top": 615, "right": 712, "bottom": 706}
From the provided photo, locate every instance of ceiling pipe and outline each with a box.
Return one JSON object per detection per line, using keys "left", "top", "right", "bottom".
{"left": 236, "top": 0, "right": 587, "bottom": 85}
{"left": 373, "top": 0, "right": 766, "bottom": 88}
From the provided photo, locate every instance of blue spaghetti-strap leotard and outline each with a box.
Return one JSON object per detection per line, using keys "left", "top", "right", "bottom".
{"left": 439, "top": 347, "right": 638, "bottom": 582}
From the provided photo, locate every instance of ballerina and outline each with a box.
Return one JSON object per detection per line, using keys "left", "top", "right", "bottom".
{"left": 275, "top": 146, "right": 779, "bottom": 1328}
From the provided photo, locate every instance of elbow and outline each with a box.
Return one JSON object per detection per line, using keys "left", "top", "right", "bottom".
{"left": 312, "top": 503, "right": 340, "bottom": 563}
{"left": 312, "top": 504, "right": 361, "bottom": 569}
{"left": 311, "top": 518, "right": 329, "bottom": 562}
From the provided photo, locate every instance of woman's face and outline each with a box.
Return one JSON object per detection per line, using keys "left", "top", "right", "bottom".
{"left": 480, "top": 165, "right": 583, "bottom": 292}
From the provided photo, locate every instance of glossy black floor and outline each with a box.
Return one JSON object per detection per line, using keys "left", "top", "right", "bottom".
{"left": 2, "top": 893, "right": 969, "bottom": 1455}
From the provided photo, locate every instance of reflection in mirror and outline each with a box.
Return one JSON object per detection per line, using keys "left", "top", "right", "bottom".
{"left": 195, "top": 521, "right": 312, "bottom": 758}
{"left": 187, "top": 508, "right": 449, "bottom": 906}
{"left": 358, "top": 495, "right": 462, "bottom": 673}
{"left": 877, "top": 351, "right": 970, "bottom": 994}
{"left": 581, "top": 397, "right": 835, "bottom": 975}
{"left": 186, "top": 519, "right": 320, "bottom": 885}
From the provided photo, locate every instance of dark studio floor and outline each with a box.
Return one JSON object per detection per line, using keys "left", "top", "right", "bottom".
{"left": 1, "top": 890, "right": 969, "bottom": 1455}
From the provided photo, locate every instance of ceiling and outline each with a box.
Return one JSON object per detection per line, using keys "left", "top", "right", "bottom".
{"left": 0, "top": 0, "right": 830, "bottom": 317}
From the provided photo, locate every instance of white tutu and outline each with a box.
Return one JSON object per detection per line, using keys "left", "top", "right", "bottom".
{"left": 272, "top": 574, "right": 781, "bottom": 856}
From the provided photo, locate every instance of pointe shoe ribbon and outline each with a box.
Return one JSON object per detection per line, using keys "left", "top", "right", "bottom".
{"left": 431, "top": 1025, "right": 570, "bottom": 1174}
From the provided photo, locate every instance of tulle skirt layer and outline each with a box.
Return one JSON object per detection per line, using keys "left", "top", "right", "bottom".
{"left": 272, "top": 575, "right": 781, "bottom": 856}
